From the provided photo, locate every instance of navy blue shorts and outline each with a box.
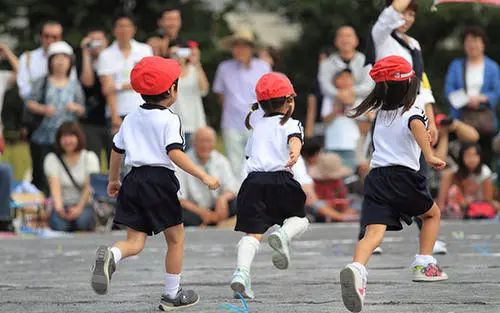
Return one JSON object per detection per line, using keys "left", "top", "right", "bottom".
{"left": 235, "top": 171, "right": 306, "bottom": 234}
{"left": 114, "top": 166, "right": 182, "bottom": 236}
{"left": 361, "top": 166, "right": 434, "bottom": 231}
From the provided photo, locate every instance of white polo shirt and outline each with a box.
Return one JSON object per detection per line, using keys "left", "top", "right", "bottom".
{"left": 112, "top": 103, "right": 185, "bottom": 170}
{"left": 371, "top": 105, "right": 428, "bottom": 171}
{"left": 98, "top": 39, "right": 153, "bottom": 117}
{"left": 244, "top": 113, "right": 304, "bottom": 173}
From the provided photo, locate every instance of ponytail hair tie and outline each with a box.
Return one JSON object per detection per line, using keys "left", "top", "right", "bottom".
{"left": 250, "top": 102, "right": 259, "bottom": 112}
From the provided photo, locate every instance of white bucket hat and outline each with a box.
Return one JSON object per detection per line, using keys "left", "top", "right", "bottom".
{"left": 48, "top": 41, "right": 74, "bottom": 57}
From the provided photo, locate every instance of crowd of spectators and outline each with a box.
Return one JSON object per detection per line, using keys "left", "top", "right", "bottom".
{"left": 0, "top": 2, "right": 499, "bottom": 234}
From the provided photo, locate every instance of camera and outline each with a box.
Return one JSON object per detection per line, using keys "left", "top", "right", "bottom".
{"left": 86, "top": 40, "right": 103, "bottom": 50}
{"left": 175, "top": 48, "right": 192, "bottom": 59}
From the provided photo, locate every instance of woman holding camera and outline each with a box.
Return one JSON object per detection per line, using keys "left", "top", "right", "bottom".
{"left": 169, "top": 42, "right": 209, "bottom": 149}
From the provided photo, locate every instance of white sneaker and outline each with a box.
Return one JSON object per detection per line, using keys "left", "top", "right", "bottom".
{"left": 432, "top": 240, "right": 448, "bottom": 255}
{"left": 373, "top": 246, "right": 383, "bottom": 255}
{"left": 340, "top": 264, "right": 366, "bottom": 313}
{"left": 268, "top": 230, "right": 290, "bottom": 270}
{"left": 412, "top": 263, "right": 448, "bottom": 282}
{"left": 230, "top": 268, "right": 255, "bottom": 299}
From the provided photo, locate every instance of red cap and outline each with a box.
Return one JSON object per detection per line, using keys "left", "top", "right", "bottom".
{"left": 130, "top": 56, "right": 181, "bottom": 95}
{"left": 255, "top": 72, "right": 296, "bottom": 102}
{"left": 369, "top": 55, "right": 415, "bottom": 83}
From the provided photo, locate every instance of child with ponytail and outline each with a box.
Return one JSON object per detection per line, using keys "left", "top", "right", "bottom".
{"left": 230, "top": 72, "right": 309, "bottom": 299}
{"left": 340, "top": 56, "right": 448, "bottom": 313}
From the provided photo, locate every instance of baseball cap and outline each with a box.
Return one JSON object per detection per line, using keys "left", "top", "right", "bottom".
{"left": 47, "top": 41, "right": 74, "bottom": 57}
{"left": 369, "top": 55, "right": 415, "bottom": 83}
{"left": 255, "top": 72, "right": 296, "bottom": 102}
{"left": 130, "top": 56, "right": 181, "bottom": 95}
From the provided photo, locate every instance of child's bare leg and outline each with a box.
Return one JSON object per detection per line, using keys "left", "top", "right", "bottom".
{"left": 418, "top": 203, "right": 441, "bottom": 256}
{"left": 163, "top": 224, "right": 185, "bottom": 274}
{"left": 113, "top": 227, "right": 147, "bottom": 260}
{"left": 353, "top": 224, "right": 386, "bottom": 265}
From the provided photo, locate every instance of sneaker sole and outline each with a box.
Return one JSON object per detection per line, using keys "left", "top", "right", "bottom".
{"left": 91, "top": 246, "right": 111, "bottom": 295}
{"left": 158, "top": 296, "right": 200, "bottom": 311}
{"left": 268, "top": 234, "right": 289, "bottom": 270}
{"left": 230, "top": 281, "right": 254, "bottom": 299}
{"left": 413, "top": 275, "right": 449, "bottom": 282}
{"left": 340, "top": 267, "right": 363, "bottom": 313}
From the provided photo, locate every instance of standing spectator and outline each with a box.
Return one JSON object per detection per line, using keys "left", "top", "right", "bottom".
{"left": 178, "top": 127, "right": 239, "bottom": 226}
{"left": 318, "top": 26, "right": 373, "bottom": 115}
{"left": 213, "top": 30, "right": 271, "bottom": 177}
{"left": 0, "top": 43, "right": 19, "bottom": 148}
{"left": 444, "top": 26, "right": 500, "bottom": 166}
{"left": 304, "top": 50, "right": 329, "bottom": 140}
{"left": 78, "top": 28, "right": 110, "bottom": 161}
{"left": 26, "top": 41, "right": 85, "bottom": 194}
{"left": 17, "top": 21, "right": 63, "bottom": 100}
{"left": 44, "top": 122, "right": 99, "bottom": 231}
{"left": 98, "top": 13, "right": 153, "bottom": 134}
{"left": 147, "top": 5, "right": 185, "bottom": 57}
{"left": 258, "top": 46, "right": 281, "bottom": 71}
{"left": 169, "top": 44, "right": 209, "bottom": 149}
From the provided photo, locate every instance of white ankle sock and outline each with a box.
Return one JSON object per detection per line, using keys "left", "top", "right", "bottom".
{"left": 164, "top": 272, "right": 181, "bottom": 298}
{"left": 413, "top": 254, "right": 437, "bottom": 267}
{"left": 110, "top": 247, "right": 122, "bottom": 264}
{"left": 236, "top": 236, "right": 261, "bottom": 273}
{"left": 351, "top": 262, "right": 368, "bottom": 278}
{"left": 281, "top": 217, "right": 309, "bottom": 239}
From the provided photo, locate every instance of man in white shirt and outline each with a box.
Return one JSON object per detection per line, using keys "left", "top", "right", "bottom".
{"left": 17, "top": 21, "right": 63, "bottom": 100}
{"left": 98, "top": 13, "right": 153, "bottom": 134}
{"left": 178, "top": 127, "right": 239, "bottom": 226}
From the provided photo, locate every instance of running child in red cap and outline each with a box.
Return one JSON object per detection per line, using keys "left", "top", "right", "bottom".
{"left": 339, "top": 55, "right": 448, "bottom": 313}
{"left": 90, "top": 56, "right": 220, "bottom": 311}
{"left": 229, "top": 72, "right": 309, "bottom": 299}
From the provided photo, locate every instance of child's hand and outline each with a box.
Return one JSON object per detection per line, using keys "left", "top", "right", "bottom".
{"left": 426, "top": 156, "right": 446, "bottom": 170}
{"left": 202, "top": 175, "right": 220, "bottom": 190}
{"left": 286, "top": 150, "right": 300, "bottom": 168}
{"left": 107, "top": 180, "right": 121, "bottom": 198}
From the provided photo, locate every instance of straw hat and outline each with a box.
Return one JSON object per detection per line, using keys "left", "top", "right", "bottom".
{"left": 219, "top": 29, "right": 256, "bottom": 50}
{"left": 308, "top": 153, "right": 353, "bottom": 180}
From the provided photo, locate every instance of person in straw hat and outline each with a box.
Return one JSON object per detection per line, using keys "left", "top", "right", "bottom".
{"left": 308, "top": 153, "right": 359, "bottom": 222}
{"left": 213, "top": 28, "right": 271, "bottom": 178}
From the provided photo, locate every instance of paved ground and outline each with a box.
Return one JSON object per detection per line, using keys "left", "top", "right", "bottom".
{"left": 1, "top": 220, "right": 500, "bottom": 313}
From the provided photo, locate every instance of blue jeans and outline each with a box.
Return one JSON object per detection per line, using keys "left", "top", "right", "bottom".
{"left": 0, "top": 164, "right": 13, "bottom": 222}
{"left": 49, "top": 206, "right": 95, "bottom": 232}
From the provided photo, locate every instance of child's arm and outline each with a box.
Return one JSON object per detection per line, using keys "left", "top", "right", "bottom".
{"left": 107, "top": 150, "right": 123, "bottom": 197}
{"left": 169, "top": 150, "right": 220, "bottom": 189}
{"left": 410, "top": 119, "right": 446, "bottom": 170}
{"left": 286, "top": 137, "right": 302, "bottom": 168}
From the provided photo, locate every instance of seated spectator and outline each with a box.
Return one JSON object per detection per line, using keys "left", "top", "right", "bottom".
{"left": 437, "top": 143, "right": 497, "bottom": 219}
{"left": 44, "top": 122, "right": 99, "bottom": 231}
{"left": 308, "top": 153, "right": 359, "bottom": 221}
{"left": 0, "top": 163, "right": 14, "bottom": 232}
{"left": 294, "top": 156, "right": 357, "bottom": 222}
{"left": 178, "top": 127, "right": 238, "bottom": 226}
{"left": 169, "top": 44, "right": 209, "bottom": 149}
{"left": 322, "top": 69, "right": 360, "bottom": 169}
{"left": 26, "top": 41, "right": 85, "bottom": 195}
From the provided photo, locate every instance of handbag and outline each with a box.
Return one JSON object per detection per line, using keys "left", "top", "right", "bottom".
{"left": 465, "top": 201, "right": 496, "bottom": 219}
{"left": 22, "top": 76, "right": 49, "bottom": 137}
{"left": 459, "top": 60, "right": 496, "bottom": 135}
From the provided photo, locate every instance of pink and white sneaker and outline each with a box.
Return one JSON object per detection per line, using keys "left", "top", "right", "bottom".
{"left": 340, "top": 263, "right": 367, "bottom": 313}
{"left": 412, "top": 263, "right": 448, "bottom": 282}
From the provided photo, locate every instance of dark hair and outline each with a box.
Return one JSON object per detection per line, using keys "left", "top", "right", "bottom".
{"left": 86, "top": 27, "right": 106, "bottom": 35}
{"left": 301, "top": 138, "right": 322, "bottom": 158}
{"left": 40, "top": 20, "right": 63, "bottom": 34}
{"left": 160, "top": 4, "right": 181, "bottom": 17}
{"left": 48, "top": 53, "right": 74, "bottom": 77}
{"left": 349, "top": 78, "right": 419, "bottom": 118}
{"left": 386, "top": 0, "right": 418, "bottom": 12}
{"left": 463, "top": 26, "right": 488, "bottom": 45}
{"left": 112, "top": 12, "right": 136, "bottom": 27}
{"left": 334, "top": 68, "right": 352, "bottom": 80}
{"left": 456, "top": 142, "right": 483, "bottom": 180}
{"left": 261, "top": 46, "right": 281, "bottom": 70}
{"left": 55, "top": 122, "right": 86, "bottom": 153}
{"left": 140, "top": 79, "right": 179, "bottom": 103}
{"left": 245, "top": 96, "right": 294, "bottom": 130}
